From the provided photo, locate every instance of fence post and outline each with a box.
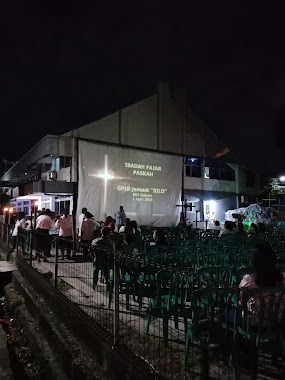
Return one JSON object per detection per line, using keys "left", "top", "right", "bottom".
{"left": 16, "top": 227, "right": 19, "bottom": 257}
{"left": 29, "top": 231, "right": 33, "bottom": 266}
{"left": 1, "top": 223, "right": 3, "bottom": 241}
{"left": 6, "top": 225, "right": 9, "bottom": 245}
{"left": 113, "top": 250, "right": 120, "bottom": 345}
{"left": 54, "top": 237, "right": 59, "bottom": 289}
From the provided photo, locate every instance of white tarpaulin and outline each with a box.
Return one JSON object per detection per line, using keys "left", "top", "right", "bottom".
{"left": 77, "top": 141, "right": 182, "bottom": 227}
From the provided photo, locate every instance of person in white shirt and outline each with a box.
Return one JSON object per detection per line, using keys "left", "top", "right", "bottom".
{"left": 25, "top": 217, "right": 32, "bottom": 231}
{"left": 78, "top": 207, "right": 87, "bottom": 238}
{"left": 55, "top": 209, "right": 73, "bottom": 259}
{"left": 213, "top": 220, "right": 222, "bottom": 231}
{"left": 219, "top": 221, "right": 235, "bottom": 237}
{"left": 35, "top": 210, "right": 53, "bottom": 261}
{"left": 117, "top": 205, "right": 126, "bottom": 230}
{"left": 119, "top": 218, "right": 135, "bottom": 234}
{"left": 7, "top": 212, "right": 26, "bottom": 260}
{"left": 81, "top": 212, "right": 96, "bottom": 256}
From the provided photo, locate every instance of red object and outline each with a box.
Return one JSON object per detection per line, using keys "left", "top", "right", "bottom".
{"left": 108, "top": 222, "right": 115, "bottom": 231}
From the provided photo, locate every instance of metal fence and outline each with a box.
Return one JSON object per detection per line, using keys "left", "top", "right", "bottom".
{"left": 1, "top": 223, "right": 285, "bottom": 379}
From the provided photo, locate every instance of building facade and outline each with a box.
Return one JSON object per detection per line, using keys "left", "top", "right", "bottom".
{"left": 1, "top": 83, "right": 260, "bottom": 225}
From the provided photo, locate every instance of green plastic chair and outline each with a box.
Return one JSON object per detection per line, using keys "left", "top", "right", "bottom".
{"left": 185, "top": 287, "right": 232, "bottom": 368}
{"left": 145, "top": 270, "right": 189, "bottom": 345}
{"left": 196, "top": 267, "right": 232, "bottom": 288}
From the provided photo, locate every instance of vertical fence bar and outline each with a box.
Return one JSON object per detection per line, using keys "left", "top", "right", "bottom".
{"left": 29, "top": 231, "right": 33, "bottom": 266}
{"left": 113, "top": 250, "right": 120, "bottom": 345}
{"left": 6, "top": 224, "right": 9, "bottom": 245}
{"left": 54, "top": 237, "right": 59, "bottom": 289}
{"left": 1, "top": 223, "right": 3, "bottom": 241}
{"left": 16, "top": 227, "right": 19, "bottom": 257}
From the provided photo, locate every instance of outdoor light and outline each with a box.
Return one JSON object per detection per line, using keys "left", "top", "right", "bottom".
{"left": 34, "top": 201, "right": 39, "bottom": 207}
{"left": 279, "top": 176, "right": 285, "bottom": 182}
{"left": 9, "top": 208, "right": 13, "bottom": 213}
{"left": 3, "top": 207, "right": 8, "bottom": 212}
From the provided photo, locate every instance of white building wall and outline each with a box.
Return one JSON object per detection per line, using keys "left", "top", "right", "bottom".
{"left": 121, "top": 96, "right": 157, "bottom": 149}
{"left": 60, "top": 83, "right": 226, "bottom": 160}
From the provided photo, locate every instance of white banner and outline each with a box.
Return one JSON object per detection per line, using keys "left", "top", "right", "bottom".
{"left": 77, "top": 141, "right": 182, "bottom": 227}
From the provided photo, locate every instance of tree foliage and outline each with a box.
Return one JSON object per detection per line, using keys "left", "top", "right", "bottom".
{"left": 262, "top": 177, "right": 285, "bottom": 197}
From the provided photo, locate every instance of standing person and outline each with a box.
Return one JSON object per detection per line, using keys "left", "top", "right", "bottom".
{"left": 78, "top": 207, "right": 87, "bottom": 238}
{"left": 117, "top": 206, "right": 126, "bottom": 230}
{"left": 7, "top": 212, "right": 26, "bottom": 261}
{"left": 91, "top": 226, "right": 114, "bottom": 286}
{"left": 24, "top": 216, "right": 32, "bottom": 254}
{"left": 35, "top": 210, "right": 53, "bottom": 261}
{"left": 81, "top": 212, "right": 96, "bottom": 257}
{"left": 25, "top": 216, "right": 32, "bottom": 231}
{"left": 56, "top": 209, "right": 73, "bottom": 260}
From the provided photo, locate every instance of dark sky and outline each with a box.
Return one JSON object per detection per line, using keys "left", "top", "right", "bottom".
{"left": 1, "top": 1, "right": 285, "bottom": 174}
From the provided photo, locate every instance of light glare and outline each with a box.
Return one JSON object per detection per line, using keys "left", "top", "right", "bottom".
{"left": 97, "top": 171, "right": 114, "bottom": 180}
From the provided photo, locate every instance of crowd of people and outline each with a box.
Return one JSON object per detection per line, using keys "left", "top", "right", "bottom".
{"left": 4, "top": 204, "right": 275, "bottom": 263}
{"left": 3, "top": 207, "right": 285, "bottom": 346}
{"left": 213, "top": 220, "right": 267, "bottom": 237}
{"left": 5, "top": 205, "right": 159, "bottom": 262}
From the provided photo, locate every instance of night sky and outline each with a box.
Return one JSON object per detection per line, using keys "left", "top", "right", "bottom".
{"left": 1, "top": 1, "right": 285, "bottom": 174}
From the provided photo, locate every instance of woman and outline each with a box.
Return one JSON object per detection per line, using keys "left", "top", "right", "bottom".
{"left": 131, "top": 220, "right": 141, "bottom": 234}
{"left": 104, "top": 216, "right": 116, "bottom": 234}
{"left": 55, "top": 208, "right": 73, "bottom": 259}
{"left": 153, "top": 229, "right": 168, "bottom": 247}
{"left": 239, "top": 243, "right": 285, "bottom": 289}
{"left": 237, "top": 244, "right": 285, "bottom": 325}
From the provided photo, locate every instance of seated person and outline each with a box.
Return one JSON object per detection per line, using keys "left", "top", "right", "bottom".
{"left": 92, "top": 226, "right": 115, "bottom": 250}
{"left": 235, "top": 244, "right": 285, "bottom": 326}
{"left": 236, "top": 222, "right": 246, "bottom": 236}
{"left": 213, "top": 220, "right": 221, "bottom": 231}
{"left": 153, "top": 229, "right": 168, "bottom": 247}
{"left": 219, "top": 220, "right": 235, "bottom": 237}
{"left": 246, "top": 222, "right": 258, "bottom": 236}
{"left": 119, "top": 218, "right": 135, "bottom": 234}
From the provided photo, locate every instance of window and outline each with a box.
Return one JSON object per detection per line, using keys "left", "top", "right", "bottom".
{"left": 245, "top": 170, "right": 255, "bottom": 188}
{"left": 204, "top": 159, "right": 235, "bottom": 181}
{"left": 185, "top": 157, "right": 201, "bottom": 178}
{"left": 55, "top": 156, "right": 72, "bottom": 171}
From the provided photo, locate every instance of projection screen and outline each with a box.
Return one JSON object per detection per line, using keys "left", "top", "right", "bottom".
{"left": 77, "top": 141, "right": 182, "bottom": 227}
